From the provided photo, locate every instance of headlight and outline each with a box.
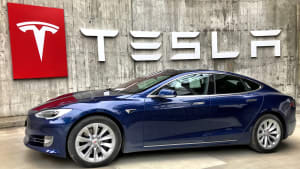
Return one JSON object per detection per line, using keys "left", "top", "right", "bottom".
{"left": 35, "top": 109, "right": 72, "bottom": 119}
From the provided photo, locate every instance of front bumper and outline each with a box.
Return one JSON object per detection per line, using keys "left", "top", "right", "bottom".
{"left": 24, "top": 109, "right": 82, "bottom": 158}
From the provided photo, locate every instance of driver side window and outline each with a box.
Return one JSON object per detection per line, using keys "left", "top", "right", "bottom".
{"left": 156, "top": 73, "right": 214, "bottom": 96}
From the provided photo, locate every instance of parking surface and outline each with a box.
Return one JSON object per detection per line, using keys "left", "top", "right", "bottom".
{"left": 0, "top": 115, "right": 299, "bottom": 169}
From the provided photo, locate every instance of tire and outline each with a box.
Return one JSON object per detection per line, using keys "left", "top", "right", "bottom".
{"left": 250, "top": 114, "right": 283, "bottom": 153}
{"left": 67, "top": 116, "right": 122, "bottom": 168}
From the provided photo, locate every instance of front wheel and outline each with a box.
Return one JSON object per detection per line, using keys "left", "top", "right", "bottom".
{"left": 250, "top": 114, "right": 283, "bottom": 153}
{"left": 67, "top": 116, "right": 122, "bottom": 167}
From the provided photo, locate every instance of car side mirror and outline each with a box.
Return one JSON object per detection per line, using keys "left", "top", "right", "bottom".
{"left": 157, "top": 88, "right": 176, "bottom": 98}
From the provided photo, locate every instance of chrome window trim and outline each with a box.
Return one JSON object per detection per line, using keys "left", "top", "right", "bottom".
{"left": 147, "top": 72, "right": 263, "bottom": 98}
{"left": 143, "top": 139, "right": 237, "bottom": 148}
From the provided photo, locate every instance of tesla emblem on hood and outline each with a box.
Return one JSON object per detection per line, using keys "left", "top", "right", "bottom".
{"left": 16, "top": 21, "right": 59, "bottom": 61}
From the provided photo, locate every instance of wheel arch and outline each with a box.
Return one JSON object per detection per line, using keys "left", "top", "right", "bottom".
{"left": 65, "top": 112, "right": 126, "bottom": 158}
{"left": 257, "top": 110, "right": 287, "bottom": 139}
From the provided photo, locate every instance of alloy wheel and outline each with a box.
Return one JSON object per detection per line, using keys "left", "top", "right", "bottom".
{"left": 75, "top": 123, "right": 116, "bottom": 163}
{"left": 257, "top": 119, "right": 281, "bottom": 150}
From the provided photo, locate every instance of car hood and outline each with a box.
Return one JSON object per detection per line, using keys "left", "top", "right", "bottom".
{"left": 31, "top": 89, "right": 131, "bottom": 112}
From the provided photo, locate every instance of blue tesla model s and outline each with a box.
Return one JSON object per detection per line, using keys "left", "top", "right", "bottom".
{"left": 24, "top": 70, "right": 296, "bottom": 167}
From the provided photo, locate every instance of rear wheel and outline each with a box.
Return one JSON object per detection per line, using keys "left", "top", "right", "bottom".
{"left": 250, "top": 114, "right": 283, "bottom": 153}
{"left": 67, "top": 116, "right": 122, "bottom": 167}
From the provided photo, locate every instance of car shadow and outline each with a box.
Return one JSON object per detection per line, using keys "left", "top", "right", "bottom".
{"left": 112, "top": 141, "right": 296, "bottom": 164}
{"left": 22, "top": 140, "right": 296, "bottom": 169}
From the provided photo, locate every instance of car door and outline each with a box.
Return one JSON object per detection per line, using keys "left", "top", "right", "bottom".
{"left": 143, "top": 73, "right": 214, "bottom": 147}
{"left": 207, "top": 74, "right": 264, "bottom": 142}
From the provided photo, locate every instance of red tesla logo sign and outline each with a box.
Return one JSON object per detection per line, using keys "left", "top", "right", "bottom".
{"left": 7, "top": 3, "right": 68, "bottom": 79}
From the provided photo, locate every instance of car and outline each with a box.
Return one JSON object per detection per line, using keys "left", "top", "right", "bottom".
{"left": 24, "top": 69, "right": 296, "bottom": 167}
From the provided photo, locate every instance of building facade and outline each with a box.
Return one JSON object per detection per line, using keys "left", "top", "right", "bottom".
{"left": 0, "top": 0, "right": 299, "bottom": 117}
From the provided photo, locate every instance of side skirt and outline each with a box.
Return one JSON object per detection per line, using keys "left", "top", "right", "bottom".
{"left": 144, "top": 139, "right": 237, "bottom": 148}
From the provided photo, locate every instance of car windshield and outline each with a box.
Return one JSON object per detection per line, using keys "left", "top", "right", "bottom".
{"left": 115, "top": 70, "right": 179, "bottom": 94}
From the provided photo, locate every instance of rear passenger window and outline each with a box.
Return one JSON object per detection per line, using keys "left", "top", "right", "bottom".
{"left": 215, "top": 74, "right": 247, "bottom": 94}
{"left": 215, "top": 74, "right": 260, "bottom": 94}
{"left": 241, "top": 78, "right": 260, "bottom": 91}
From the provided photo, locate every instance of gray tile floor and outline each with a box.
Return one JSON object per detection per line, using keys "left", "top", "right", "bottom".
{"left": 0, "top": 115, "right": 299, "bottom": 169}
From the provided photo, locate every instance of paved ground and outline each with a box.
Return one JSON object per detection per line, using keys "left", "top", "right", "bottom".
{"left": 0, "top": 116, "right": 299, "bottom": 169}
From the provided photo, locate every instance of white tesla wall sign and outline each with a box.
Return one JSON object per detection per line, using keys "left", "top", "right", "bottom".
{"left": 211, "top": 31, "right": 239, "bottom": 59}
{"left": 80, "top": 28, "right": 281, "bottom": 61}
{"left": 17, "top": 21, "right": 59, "bottom": 61}
{"left": 171, "top": 32, "right": 200, "bottom": 60}
{"left": 130, "top": 31, "right": 161, "bottom": 61}
{"left": 250, "top": 30, "right": 281, "bottom": 57}
{"left": 80, "top": 29, "right": 118, "bottom": 62}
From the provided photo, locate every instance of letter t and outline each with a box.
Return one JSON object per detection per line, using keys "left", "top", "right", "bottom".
{"left": 80, "top": 29, "right": 118, "bottom": 61}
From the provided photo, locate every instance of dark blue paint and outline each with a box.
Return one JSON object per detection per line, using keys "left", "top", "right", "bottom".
{"left": 143, "top": 96, "right": 211, "bottom": 146}
{"left": 24, "top": 70, "right": 296, "bottom": 158}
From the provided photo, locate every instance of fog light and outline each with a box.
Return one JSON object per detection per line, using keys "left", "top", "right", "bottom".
{"left": 44, "top": 136, "right": 53, "bottom": 147}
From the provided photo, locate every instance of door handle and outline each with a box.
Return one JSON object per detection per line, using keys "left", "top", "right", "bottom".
{"left": 246, "top": 99, "right": 257, "bottom": 103}
{"left": 192, "top": 102, "right": 205, "bottom": 105}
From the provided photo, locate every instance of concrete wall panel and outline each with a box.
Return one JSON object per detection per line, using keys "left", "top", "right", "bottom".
{"left": 0, "top": 0, "right": 299, "bottom": 116}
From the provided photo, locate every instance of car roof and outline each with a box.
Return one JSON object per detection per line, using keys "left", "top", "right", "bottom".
{"left": 162, "top": 69, "right": 259, "bottom": 82}
{"left": 162, "top": 69, "right": 230, "bottom": 75}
